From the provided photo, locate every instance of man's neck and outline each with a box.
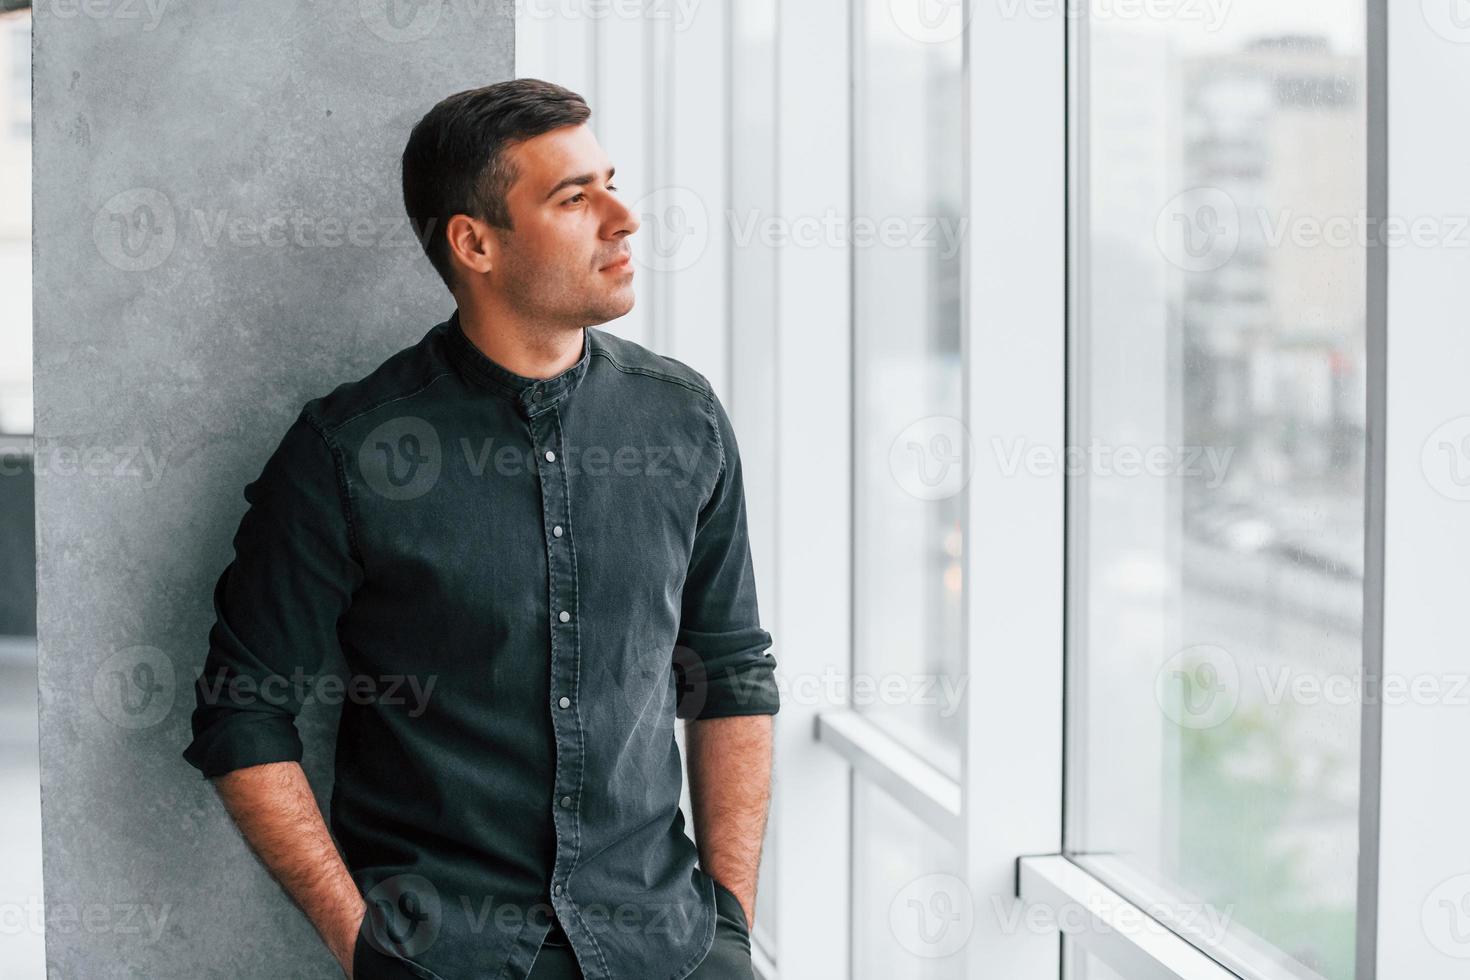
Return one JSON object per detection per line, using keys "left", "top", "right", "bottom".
{"left": 455, "top": 294, "right": 586, "bottom": 381}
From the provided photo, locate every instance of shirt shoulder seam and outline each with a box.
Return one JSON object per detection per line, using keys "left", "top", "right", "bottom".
{"left": 589, "top": 347, "right": 710, "bottom": 399}
{"left": 317, "top": 368, "right": 459, "bottom": 435}
{"left": 699, "top": 383, "right": 727, "bottom": 488}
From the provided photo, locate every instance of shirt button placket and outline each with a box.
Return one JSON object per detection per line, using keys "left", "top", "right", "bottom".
{"left": 533, "top": 402, "right": 581, "bottom": 924}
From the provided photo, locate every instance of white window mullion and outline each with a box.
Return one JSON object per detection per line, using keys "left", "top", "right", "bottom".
{"left": 1373, "top": 0, "right": 1469, "bottom": 977}
{"left": 962, "top": 0, "right": 1067, "bottom": 977}
{"left": 768, "top": 0, "right": 854, "bottom": 977}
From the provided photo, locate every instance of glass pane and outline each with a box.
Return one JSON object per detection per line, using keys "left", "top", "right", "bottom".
{"left": 0, "top": 7, "right": 30, "bottom": 436}
{"left": 1065, "top": 5, "right": 1367, "bottom": 980}
{"left": 853, "top": 777, "right": 968, "bottom": 980}
{"left": 1064, "top": 939, "right": 1130, "bottom": 980}
{"left": 852, "top": 0, "right": 966, "bottom": 780}
{"left": 0, "top": 11, "right": 39, "bottom": 980}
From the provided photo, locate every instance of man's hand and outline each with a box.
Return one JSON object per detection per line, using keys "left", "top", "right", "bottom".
{"left": 683, "top": 713, "right": 774, "bottom": 932}
{"left": 210, "top": 761, "right": 368, "bottom": 977}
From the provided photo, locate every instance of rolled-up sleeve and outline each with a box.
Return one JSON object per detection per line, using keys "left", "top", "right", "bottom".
{"left": 674, "top": 387, "right": 780, "bottom": 721}
{"left": 181, "top": 409, "right": 364, "bottom": 778}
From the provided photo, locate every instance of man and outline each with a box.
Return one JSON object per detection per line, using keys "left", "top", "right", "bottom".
{"left": 181, "top": 78, "right": 778, "bottom": 980}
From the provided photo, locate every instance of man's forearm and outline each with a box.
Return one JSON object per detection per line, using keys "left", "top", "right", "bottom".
{"left": 212, "top": 760, "right": 365, "bottom": 975}
{"left": 684, "top": 713, "right": 773, "bottom": 930}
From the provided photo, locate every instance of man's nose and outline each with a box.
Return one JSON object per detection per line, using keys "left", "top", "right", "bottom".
{"left": 606, "top": 195, "right": 640, "bottom": 236}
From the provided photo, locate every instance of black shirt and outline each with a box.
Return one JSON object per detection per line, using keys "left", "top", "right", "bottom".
{"left": 181, "top": 309, "right": 780, "bottom": 979}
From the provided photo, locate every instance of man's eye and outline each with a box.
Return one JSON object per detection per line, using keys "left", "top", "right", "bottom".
{"left": 607, "top": 184, "right": 618, "bottom": 192}
{"left": 565, "top": 193, "right": 585, "bottom": 205}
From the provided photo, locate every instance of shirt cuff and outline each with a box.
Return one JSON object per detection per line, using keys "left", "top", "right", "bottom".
{"left": 676, "top": 643, "right": 781, "bottom": 720}
{"left": 181, "top": 710, "right": 305, "bottom": 779}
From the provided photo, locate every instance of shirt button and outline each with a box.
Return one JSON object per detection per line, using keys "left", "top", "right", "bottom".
{"left": 559, "top": 610, "right": 571, "bottom": 623}
{"left": 553, "top": 525, "right": 563, "bottom": 537}
{"left": 558, "top": 696, "right": 571, "bottom": 708}
{"left": 560, "top": 795, "right": 573, "bottom": 808}
{"left": 545, "top": 450, "right": 556, "bottom": 462}
{"left": 553, "top": 883, "right": 562, "bottom": 896}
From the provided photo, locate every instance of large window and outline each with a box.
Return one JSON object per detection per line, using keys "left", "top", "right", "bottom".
{"left": 851, "top": 0, "right": 965, "bottom": 781}
{"left": 1064, "top": 4, "right": 1369, "bottom": 980}
{"left": 849, "top": 1, "right": 967, "bottom": 974}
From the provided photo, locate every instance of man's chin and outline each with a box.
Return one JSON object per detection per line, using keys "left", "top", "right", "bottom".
{"left": 585, "top": 290, "right": 636, "bottom": 326}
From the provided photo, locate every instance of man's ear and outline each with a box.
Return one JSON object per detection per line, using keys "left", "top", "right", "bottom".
{"left": 445, "top": 213, "right": 496, "bottom": 279}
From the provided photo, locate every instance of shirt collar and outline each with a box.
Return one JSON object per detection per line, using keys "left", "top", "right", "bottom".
{"left": 444, "top": 308, "right": 593, "bottom": 419}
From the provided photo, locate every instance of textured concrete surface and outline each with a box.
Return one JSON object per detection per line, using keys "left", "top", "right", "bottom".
{"left": 33, "top": 3, "right": 513, "bottom": 975}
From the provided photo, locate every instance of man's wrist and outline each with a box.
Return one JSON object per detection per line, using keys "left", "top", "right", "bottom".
{"left": 329, "top": 900, "right": 367, "bottom": 975}
{"left": 710, "top": 872, "right": 756, "bottom": 930}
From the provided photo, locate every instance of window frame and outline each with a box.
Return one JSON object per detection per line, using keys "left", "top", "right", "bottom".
{"left": 806, "top": 0, "right": 1402, "bottom": 978}
{"left": 1024, "top": 2, "right": 1389, "bottom": 980}
{"left": 765, "top": 0, "right": 857, "bottom": 976}
{"left": 811, "top": 0, "right": 1066, "bottom": 975}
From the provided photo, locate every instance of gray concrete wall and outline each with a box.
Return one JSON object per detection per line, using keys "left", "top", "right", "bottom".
{"left": 33, "top": 4, "right": 513, "bottom": 975}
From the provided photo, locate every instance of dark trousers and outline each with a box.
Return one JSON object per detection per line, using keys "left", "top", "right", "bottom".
{"left": 527, "top": 881, "right": 754, "bottom": 980}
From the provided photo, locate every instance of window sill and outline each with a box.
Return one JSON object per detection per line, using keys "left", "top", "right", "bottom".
{"left": 1017, "top": 855, "right": 1244, "bottom": 980}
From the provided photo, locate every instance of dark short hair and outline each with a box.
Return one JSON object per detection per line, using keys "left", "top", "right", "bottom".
{"left": 401, "top": 78, "right": 592, "bottom": 291}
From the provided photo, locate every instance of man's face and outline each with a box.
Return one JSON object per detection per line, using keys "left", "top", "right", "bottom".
{"left": 485, "top": 123, "right": 639, "bottom": 327}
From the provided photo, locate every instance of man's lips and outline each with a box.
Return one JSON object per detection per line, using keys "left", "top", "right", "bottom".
{"left": 600, "top": 253, "right": 632, "bottom": 271}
